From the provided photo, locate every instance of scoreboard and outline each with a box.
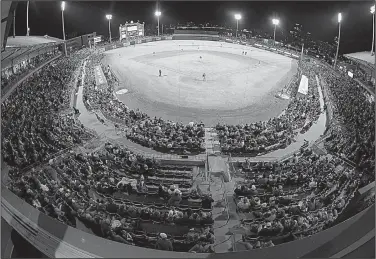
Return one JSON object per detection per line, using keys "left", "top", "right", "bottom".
{"left": 119, "top": 22, "right": 145, "bottom": 40}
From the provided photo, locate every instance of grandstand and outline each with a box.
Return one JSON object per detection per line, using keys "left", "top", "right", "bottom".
{"left": 1, "top": 2, "right": 375, "bottom": 259}
{"left": 344, "top": 51, "right": 375, "bottom": 65}
{"left": 6, "top": 36, "right": 63, "bottom": 47}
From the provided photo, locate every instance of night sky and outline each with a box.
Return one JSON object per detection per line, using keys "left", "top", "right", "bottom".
{"left": 11, "top": 1, "right": 375, "bottom": 54}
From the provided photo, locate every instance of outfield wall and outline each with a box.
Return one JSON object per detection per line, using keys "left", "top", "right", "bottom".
{"left": 174, "top": 30, "right": 219, "bottom": 35}
{"left": 99, "top": 35, "right": 300, "bottom": 61}
{"left": 172, "top": 34, "right": 220, "bottom": 41}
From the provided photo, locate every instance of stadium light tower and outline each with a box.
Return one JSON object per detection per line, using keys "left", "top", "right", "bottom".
{"left": 26, "top": 1, "right": 30, "bottom": 36}
{"left": 272, "top": 18, "right": 280, "bottom": 46}
{"left": 106, "top": 14, "right": 112, "bottom": 43}
{"left": 371, "top": 5, "right": 375, "bottom": 55}
{"left": 61, "top": 1, "right": 67, "bottom": 56}
{"left": 235, "top": 14, "right": 242, "bottom": 38}
{"left": 334, "top": 12, "right": 342, "bottom": 69}
{"left": 13, "top": 9, "right": 16, "bottom": 38}
{"left": 155, "top": 11, "right": 161, "bottom": 36}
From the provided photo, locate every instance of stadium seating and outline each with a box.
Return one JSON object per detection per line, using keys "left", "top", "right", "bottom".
{"left": 1, "top": 40, "right": 374, "bottom": 253}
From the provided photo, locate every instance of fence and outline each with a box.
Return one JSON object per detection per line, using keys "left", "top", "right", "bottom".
{"left": 97, "top": 34, "right": 302, "bottom": 62}
{"left": 100, "top": 136, "right": 206, "bottom": 162}
{"left": 91, "top": 33, "right": 366, "bottom": 164}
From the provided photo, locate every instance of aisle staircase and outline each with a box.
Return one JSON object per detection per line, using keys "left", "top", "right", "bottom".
{"left": 204, "top": 128, "right": 221, "bottom": 155}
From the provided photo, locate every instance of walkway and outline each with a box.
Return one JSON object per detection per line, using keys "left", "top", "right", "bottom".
{"left": 75, "top": 60, "right": 205, "bottom": 161}
{"left": 76, "top": 60, "right": 327, "bottom": 163}
{"left": 231, "top": 74, "right": 327, "bottom": 162}
{"left": 204, "top": 128, "right": 221, "bottom": 155}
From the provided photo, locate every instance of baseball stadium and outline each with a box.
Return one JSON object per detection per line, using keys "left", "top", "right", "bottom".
{"left": 1, "top": 1, "right": 375, "bottom": 258}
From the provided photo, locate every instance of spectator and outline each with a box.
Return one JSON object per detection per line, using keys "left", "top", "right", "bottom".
{"left": 155, "top": 233, "right": 173, "bottom": 251}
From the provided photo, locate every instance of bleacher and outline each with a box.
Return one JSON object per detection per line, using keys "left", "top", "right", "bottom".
{"left": 5, "top": 141, "right": 214, "bottom": 252}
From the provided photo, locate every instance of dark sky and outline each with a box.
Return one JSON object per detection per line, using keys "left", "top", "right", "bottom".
{"left": 11, "top": 1, "right": 375, "bottom": 54}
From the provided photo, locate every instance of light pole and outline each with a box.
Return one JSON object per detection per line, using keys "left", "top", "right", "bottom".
{"left": 61, "top": 1, "right": 67, "bottom": 56}
{"left": 235, "top": 14, "right": 241, "bottom": 39}
{"left": 13, "top": 9, "right": 16, "bottom": 38}
{"left": 26, "top": 1, "right": 29, "bottom": 36}
{"left": 334, "top": 12, "right": 342, "bottom": 69}
{"left": 371, "top": 5, "right": 375, "bottom": 55}
{"left": 272, "top": 18, "right": 280, "bottom": 46}
{"left": 106, "top": 14, "right": 112, "bottom": 43}
{"left": 155, "top": 11, "right": 161, "bottom": 36}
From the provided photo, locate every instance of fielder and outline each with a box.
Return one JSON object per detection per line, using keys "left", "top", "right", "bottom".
{"left": 202, "top": 73, "right": 206, "bottom": 81}
{"left": 159, "top": 69, "right": 162, "bottom": 77}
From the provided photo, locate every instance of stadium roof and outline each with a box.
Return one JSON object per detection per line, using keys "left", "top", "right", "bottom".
{"left": 344, "top": 51, "right": 375, "bottom": 66}
{"left": 2, "top": 38, "right": 60, "bottom": 69}
{"left": 6, "top": 36, "right": 63, "bottom": 48}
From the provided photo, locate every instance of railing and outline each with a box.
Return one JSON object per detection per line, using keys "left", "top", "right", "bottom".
{"left": 2, "top": 183, "right": 373, "bottom": 258}
{"left": 107, "top": 138, "right": 206, "bottom": 162}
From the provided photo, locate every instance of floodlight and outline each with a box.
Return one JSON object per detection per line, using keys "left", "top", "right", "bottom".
{"left": 338, "top": 13, "right": 342, "bottom": 23}
{"left": 371, "top": 5, "right": 375, "bottom": 14}
{"left": 235, "top": 14, "right": 241, "bottom": 20}
{"left": 272, "top": 18, "right": 280, "bottom": 25}
{"left": 61, "top": 1, "right": 65, "bottom": 11}
{"left": 106, "top": 14, "right": 112, "bottom": 20}
{"left": 155, "top": 11, "right": 161, "bottom": 17}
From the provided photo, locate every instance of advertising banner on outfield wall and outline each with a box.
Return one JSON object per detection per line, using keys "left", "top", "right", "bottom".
{"left": 136, "top": 39, "right": 142, "bottom": 44}
{"left": 161, "top": 37, "right": 165, "bottom": 40}
{"left": 130, "top": 41, "right": 135, "bottom": 45}
{"left": 156, "top": 37, "right": 161, "bottom": 41}
{"left": 145, "top": 38, "right": 151, "bottom": 42}
{"left": 165, "top": 36, "right": 173, "bottom": 40}
{"left": 123, "top": 42, "right": 130, "bottom": 47}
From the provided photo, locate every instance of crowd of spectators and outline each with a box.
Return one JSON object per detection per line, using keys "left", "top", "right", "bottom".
{"left": 82, "top": 54, "right": 206, "bottom": 155}
{"left": 314, "top": 63, "right": 375, "bottom": 186}
{"left": 1, "top": 51, "right": 58, "bottom": 92}
{"left": 1, "top": 49, "right": 95, "bottom": 169}
{"left": 233, "top": 148, "right": 362, "bottom": 249}
{"left": 6, "top": 141, "right": 214, "bottom": 252}
{"left": 2, "top": 40, "right": 375, "bottom": 254}
{"left": 340, "top": 58, "right": 374, "bottom": 89}
{"left": 216, "top": 61, "right": 321, "bottom": 156}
